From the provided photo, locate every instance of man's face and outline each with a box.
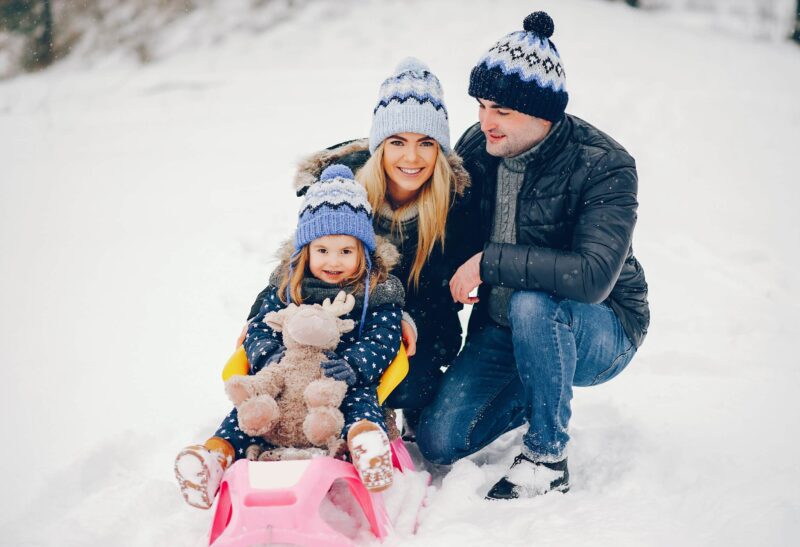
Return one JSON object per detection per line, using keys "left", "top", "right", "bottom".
{"left": 477, "top": 99, "right": 552, "bottom": 158}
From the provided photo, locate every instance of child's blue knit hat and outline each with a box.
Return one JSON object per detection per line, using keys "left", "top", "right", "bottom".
{"left": 468, "top": 11, "right": 568, "bottom": 122}
{"left": 295, "top": 164, "right": 375, "bottom": 253}
{"left": 369, "top": 57, "right": 451, "bottom": 154}
{"left": 292, "top": 164, "right": 376, "bottom": 335}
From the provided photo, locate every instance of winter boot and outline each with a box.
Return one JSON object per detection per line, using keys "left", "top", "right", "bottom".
{"left": 347, "top": 419, "right": 393, "bottom": 493}
{"left": 174, "top": 437, "right": 235, "bottom": 509}
{"left": 486, "top": 453, "right": 570, "bottom": 500}
{"left": 400, "top": 408, "right": 420, "bottom": 443}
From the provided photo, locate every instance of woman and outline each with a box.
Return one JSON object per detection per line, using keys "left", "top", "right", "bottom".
{"left": 248, "top": 58, "right": 471, "bottom": 432}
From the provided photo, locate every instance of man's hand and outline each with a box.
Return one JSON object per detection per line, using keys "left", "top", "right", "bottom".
{"left": 450, "top": 252, "right": 483, "bottom": 304}
{"left": 400, "top": 320, "right": 417, "bottom": 356}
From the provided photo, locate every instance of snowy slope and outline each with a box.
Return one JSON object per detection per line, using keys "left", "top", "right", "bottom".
{"left": 1, "top": 0, "right": 799, "bottom": 545}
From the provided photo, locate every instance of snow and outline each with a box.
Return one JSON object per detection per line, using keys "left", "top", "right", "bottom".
{"left": 1, "top": 0, "right": 799, "bottom": 545}
{"left": 504, "top": 458, "right": 564, "bottom": 497}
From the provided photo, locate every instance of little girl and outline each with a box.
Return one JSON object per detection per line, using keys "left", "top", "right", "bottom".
{"left": 175, "top": 165, "right": 404, "bottom": 509}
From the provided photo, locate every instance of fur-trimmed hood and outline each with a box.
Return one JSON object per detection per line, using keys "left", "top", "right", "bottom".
{"left": 292, "top": 138, "right": 471, "bottom": 198}
{"left": 271, "top": 234, "right": 399, "bottom": 277}
{"left": 267, "top": 234, "right": 404, "bottom": 308}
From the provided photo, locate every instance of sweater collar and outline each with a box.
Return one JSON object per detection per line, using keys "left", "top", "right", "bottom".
{"left": 375, "top": 200, "right": 420, "bottom": 223}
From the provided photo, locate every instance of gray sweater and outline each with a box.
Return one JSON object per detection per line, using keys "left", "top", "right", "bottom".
{"left": 488, "top": 140, "right": 545, "bottom": 326}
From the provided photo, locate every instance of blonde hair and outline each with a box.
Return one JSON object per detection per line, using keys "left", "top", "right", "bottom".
{"left": 278, "top": 240, "right": 385, "bottom": 305}
{"left": 356, "top": 141, "right": 454, "bottom": 289}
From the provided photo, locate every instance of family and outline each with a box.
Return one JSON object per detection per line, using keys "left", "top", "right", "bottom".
{"left": 174, "top": 11, "right": 649, "bottom": 507}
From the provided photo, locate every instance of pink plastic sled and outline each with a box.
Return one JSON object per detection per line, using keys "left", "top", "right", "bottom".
{"left": 208, "top": 438, "right": 414, "bottom": 547}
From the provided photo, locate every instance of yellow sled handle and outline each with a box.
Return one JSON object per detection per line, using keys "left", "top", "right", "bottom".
{"left": 222, "top": 343, "right": 409, "bottom": 405}
{"left": 221, "top": 346, "right": 249, "bottom": 382}
{"left": 377, "top": 342, "right": 409, "bottom": 405}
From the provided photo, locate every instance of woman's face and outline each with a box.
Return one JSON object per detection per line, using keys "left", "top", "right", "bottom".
{"left": 382, "top": 132, "right": 439, "bottom": 206}
{"left": 308, "top": 234, "right": 360, "bottom": 284}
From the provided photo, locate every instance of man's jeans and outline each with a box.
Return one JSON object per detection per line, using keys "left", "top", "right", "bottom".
{"left": 417, "top": 290, "right": 636, "bottom": 464}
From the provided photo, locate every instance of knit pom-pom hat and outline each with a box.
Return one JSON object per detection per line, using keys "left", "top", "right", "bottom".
{"left": 468, "top": 11, "right": 568, "bottom": 122}
{"left": 295, "top": 164, "right": 375, "bottom": 253}
{"left": 369, "top": 57, "right": 451, "bottom": 154}
{"left": 291, "top": 164, "right": 376, "bottom": 336}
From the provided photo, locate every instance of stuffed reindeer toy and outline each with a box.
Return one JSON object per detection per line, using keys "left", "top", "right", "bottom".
{"left": 224, "top": 291, "right": 357, "bottom": 460}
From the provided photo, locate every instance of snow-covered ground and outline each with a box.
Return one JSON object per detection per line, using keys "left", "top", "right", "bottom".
{"left": 1, "top": 0, "right": 799, "bottom": 545}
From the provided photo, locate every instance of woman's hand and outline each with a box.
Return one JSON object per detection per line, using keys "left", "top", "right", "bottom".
{"left": 236, "top": 323, "right": 248, "bottom": 348}
{"left": 400, "top": 320, "right": 417, "bottom": 356}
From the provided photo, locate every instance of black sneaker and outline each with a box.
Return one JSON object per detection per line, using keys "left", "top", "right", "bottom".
{"left": 486, "top": 454, "right": 570, "bottom": 500}
{"left": 400, "top": 408, "right": 420, "bottom": 443}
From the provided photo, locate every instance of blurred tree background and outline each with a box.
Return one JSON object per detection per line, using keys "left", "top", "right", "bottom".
{"left": 618, "top": 0, "right": 798, "bottom": 43}
{"left": 0, "top": 0, "right": 797, "bottom": 80}
{"left": 0, "top": 0, "right": 53, "bottom": 68}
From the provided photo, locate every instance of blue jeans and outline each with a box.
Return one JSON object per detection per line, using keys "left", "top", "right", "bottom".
{"left": 417, "top": 291, "right": 636, "bottom": 464}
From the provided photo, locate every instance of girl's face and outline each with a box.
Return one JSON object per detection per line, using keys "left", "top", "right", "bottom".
{"left": 382, "top": 132, "right": 439, "bottom": 206}
{"left": 308, "top": 234, "right": 361, "bottom": 284}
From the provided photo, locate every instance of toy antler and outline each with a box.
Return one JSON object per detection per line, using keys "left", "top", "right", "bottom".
{"left": 322, "top": 291, "right": 355, "bottom": 317}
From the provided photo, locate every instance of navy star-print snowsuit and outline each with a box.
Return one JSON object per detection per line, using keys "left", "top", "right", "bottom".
{"left": 215, "top": 287, "right": 402, "bottom": 459}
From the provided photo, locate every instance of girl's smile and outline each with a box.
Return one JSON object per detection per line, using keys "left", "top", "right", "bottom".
{"left": 309, "top": 234, "right": 361, "bottom": 284}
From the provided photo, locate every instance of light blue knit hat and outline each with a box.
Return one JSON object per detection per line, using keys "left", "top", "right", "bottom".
{"left": 369, "top": 57, "right": 451, "bottom": 154}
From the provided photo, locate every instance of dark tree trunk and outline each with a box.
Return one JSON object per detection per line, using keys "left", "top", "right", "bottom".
{"left": 30, "top": 0, "right": 53, "bottom": 67}
{"left": 0, "top": 0, "right": 54, "bottom": 69}
{"left": 793, "top": 0, "right": 800, "bottom": 43}
{"left": 625, "top": 0, "right": 640, "bottom": 7}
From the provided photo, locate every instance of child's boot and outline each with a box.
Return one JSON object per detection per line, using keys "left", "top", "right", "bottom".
{"left": 174, "top": 437, "right": 235, "bottom": 509}
{"left": 347, "top": 419, "right": 393, "bottom": 492}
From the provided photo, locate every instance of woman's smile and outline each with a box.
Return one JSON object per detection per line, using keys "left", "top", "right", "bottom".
{"left": 382, "top": 132, "right": 439, "bottom": 207}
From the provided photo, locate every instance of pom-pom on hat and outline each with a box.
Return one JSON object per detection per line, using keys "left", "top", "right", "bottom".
{"left": 468, "top": 11, "right": 568, "bottom": 122}
{"left": 369, "top": 57, "right": 451, "bottom": 154}
{"left": 295, "top": 164, "right": 376, "bottom": 253}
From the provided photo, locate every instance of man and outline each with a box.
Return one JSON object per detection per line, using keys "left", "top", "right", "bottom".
{"left": 416, "top": 11, "right": 650, "bottom": 500}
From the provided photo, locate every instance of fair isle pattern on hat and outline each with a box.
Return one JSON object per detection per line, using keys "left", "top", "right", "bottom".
{"left": 295, "top": 164, "right": 376, "bottom": 253}
{"left": 369, "top": 57, "right": 451, "bottom": 154}
{"left": 372, "top": 66, "right": 447, "bottom": 114}
{"left": 469, "top": 11, "right": 568, "bottom": 122}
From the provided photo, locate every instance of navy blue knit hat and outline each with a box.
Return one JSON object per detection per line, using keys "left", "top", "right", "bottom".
{"left": 468, "top": 11, "right": 568, "bottom": 122}
{"left": 292, "top": 164, "right": 376, "bottom": 336}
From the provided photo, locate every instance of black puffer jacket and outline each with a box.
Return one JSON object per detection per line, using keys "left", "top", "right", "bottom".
{"left": 249, "top": 139, "right": 473, "bottom": 363}
{"left": 454, "top": 115, "right": 649, "bottom": 348}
